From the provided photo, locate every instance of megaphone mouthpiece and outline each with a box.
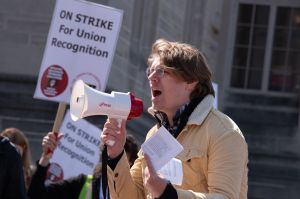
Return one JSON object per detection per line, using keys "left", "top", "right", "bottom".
{"left": 70, "top": 80, "right": 86, "bottom": 121}
{"left": 128, "top": 93, "right": 144, "bottom": 120}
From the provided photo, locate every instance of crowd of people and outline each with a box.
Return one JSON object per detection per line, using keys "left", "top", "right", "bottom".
{"left": 0, "top": 38, "right": 248, "bottom": 199}
{"left": 0, "top": 127, "right": 140, "bottom": 199}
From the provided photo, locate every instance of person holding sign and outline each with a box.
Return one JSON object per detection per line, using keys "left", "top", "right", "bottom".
{"left": 28, "top": 132, "right": 139, "bottom": 199}
{"left": 101, "top": 39, "right": 248, "bottom": 199}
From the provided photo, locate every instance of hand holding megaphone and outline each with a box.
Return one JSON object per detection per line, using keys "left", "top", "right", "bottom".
{"left": 70, "top": 80, "right": 144, "bottom": 146}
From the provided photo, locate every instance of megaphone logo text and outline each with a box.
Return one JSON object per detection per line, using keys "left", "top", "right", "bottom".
{"left": 99, "top": 102, "right": 111, "bottom": 108}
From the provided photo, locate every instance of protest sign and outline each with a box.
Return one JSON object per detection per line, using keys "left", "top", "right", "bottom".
{"left": 32, "top": 0, "right": 123, "bottom": 183}
{"left": 34, "top": 0, "right": 123, "bottom": 103}
{"left": 45, "top": 110, "right": 102, "bottom": 183}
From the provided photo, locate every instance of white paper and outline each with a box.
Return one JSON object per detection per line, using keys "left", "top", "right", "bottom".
{"left": 141, "top": 126, "right": 183, "bottom": 171}
{"left": 158, "top": 158, "right": 183, "bottom": 185}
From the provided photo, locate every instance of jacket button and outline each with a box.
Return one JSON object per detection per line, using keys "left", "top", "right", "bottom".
{"left": 115, "top": 173, "right": 119, "bottom": 177}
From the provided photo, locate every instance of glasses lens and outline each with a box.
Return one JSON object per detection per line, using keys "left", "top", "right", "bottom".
{"left": 156, "top": 68, "right": 164, "bottom": 77}
{"left": 146, "top": 67, "right": 165, "bottom": 78}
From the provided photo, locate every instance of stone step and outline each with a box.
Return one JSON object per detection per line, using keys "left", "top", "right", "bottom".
{"left": 225, "top": 91, "right": 298, "bottom": 108}
{"left": 248, "top": 158, "right": 300, "bottom": 181}
{"left": 0, "top": 90, "right": 58, "bottom": 120}
{"left": 0, "top": 116, "right": 53, "bottom": 134}
{"left": 248, "top": 159, "right": 300, "bottom": 198}
{"left": 0, "top": 74, "right": 58, "bottom": 119}
{"left": 249, "top": 179, "right": 300, "bottom": 199}
{"left": 246, "top": 133, "right": 300, "bottom": 157}
{"left": 224, "top": 106, "right": 298, "bottom": 126}
{"left": 224, "top": 91, "right": 299, "bottom": 126}
{"left": 240, "top": 123, "right": 298, "bottom": 137}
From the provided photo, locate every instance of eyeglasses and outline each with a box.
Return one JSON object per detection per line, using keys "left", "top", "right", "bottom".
{"left": 146, "top": 66, "right": 169, "bottom": 78}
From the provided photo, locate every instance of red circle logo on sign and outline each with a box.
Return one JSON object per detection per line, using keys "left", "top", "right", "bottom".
{"left": 41, "top": 65, "right": 68, "bottom": 97}
{"left": 45, "top": 162, "right": 64, "bottom": 185}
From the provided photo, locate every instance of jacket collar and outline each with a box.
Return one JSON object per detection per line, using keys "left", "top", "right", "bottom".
{"left": 187, "top": 94, "right": 214, "bottom": 125}
{"left": 148, "top": 94, "right": 215, "bottom": 126}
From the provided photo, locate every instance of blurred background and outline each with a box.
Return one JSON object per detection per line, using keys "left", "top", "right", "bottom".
{"left": 0, "top": 0, "right": 299, "bottom": 198}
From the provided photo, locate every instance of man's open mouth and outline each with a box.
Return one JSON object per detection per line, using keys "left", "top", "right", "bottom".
{"left": 152, "top": 90, "right": 162, "bottom": 97}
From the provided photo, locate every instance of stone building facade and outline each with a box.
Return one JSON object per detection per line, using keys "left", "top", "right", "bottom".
{"left": 0, "top": 0, "right": 299, "bottom": 198}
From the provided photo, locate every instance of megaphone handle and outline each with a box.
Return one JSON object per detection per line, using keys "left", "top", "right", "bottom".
{"left": 116, "top": 118, "right": 122, "bottom": 128}
{"left": 105, "top": 117, "right": 122, "bottom": 146}
{"left": 107, "top": 117, "right": 122, "bottom": 129}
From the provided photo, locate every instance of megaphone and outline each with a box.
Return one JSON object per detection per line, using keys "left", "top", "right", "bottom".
{"left": 70, "top": 79, "right": 144, "bottom": 122}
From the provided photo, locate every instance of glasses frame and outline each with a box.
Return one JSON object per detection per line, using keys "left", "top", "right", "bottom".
{"left": 146, "top": 65, "right": 173, "bottom": 78}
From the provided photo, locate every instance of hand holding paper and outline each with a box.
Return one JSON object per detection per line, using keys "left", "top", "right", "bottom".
{"left": 143, "top": 153, "right": 169, "bottom": 198}
{"left": 141, "top": 126, "right": 183, "bottom": 171}
{"left": 158, "top": 158, "right": 183, "bottom": 185}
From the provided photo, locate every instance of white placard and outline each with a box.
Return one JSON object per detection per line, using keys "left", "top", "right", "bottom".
{"left": 158, "top": 158, "right": 183, "bottom": 185}
{"left": 34, "top": 0, "right": 123, "bottom": 103}
{"left": 141, "top": 126, "right": 183, "bottom": 171}
{"left": 45, "top": 110, "right": 101, "bottom": 183}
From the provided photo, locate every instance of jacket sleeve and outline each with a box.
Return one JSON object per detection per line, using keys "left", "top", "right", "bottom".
{"left": 107, "top": 151, "right": 145, "bottom": 199}
{"left": 27, "top": 161, "right": 86, "bottom": 199}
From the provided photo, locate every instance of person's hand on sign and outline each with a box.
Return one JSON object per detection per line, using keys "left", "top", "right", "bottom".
{"left": 39, "top": 132, "right": 64, "bottom": 166}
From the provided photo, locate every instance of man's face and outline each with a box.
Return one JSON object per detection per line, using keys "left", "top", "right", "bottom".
{"left": 147, "top": 57, "right": 194, "bottom": 117}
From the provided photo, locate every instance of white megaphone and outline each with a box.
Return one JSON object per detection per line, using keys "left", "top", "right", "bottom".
{"left": 70, "top": 80, "right": 144, "bottom": 145}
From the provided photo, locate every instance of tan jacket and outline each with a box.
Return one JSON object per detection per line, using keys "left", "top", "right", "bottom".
{"left": 107, "top": 95, "right": 248, "bottom": 199}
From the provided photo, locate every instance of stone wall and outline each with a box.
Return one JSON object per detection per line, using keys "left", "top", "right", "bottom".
{"left": 2, "top": 0, "right": 299, "bottom": 198}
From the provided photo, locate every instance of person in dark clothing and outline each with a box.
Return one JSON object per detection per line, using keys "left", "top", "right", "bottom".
{"left": 1, "top": 127, "right": 34, "bottom": 191}
{"left": 0, "top": 135, "right": 27, "bottom": 199}
{"left": 28, "top": 131, "right": 139, "bottom": 199}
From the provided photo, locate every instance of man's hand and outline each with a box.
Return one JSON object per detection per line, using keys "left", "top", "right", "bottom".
{"left": 143, "top": 153, "right": 168, "bottom": 198}
{"left": 101, "top": 118, "right": 127, "bottom": 159}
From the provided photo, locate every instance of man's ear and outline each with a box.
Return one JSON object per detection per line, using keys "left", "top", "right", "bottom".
{"left": 186, "top": 81, "right": 198, "bottom": 91}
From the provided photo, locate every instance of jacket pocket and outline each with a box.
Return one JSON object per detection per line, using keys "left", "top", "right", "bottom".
{"left": 179, "top": 149, "right": 207, "bottom": 188}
